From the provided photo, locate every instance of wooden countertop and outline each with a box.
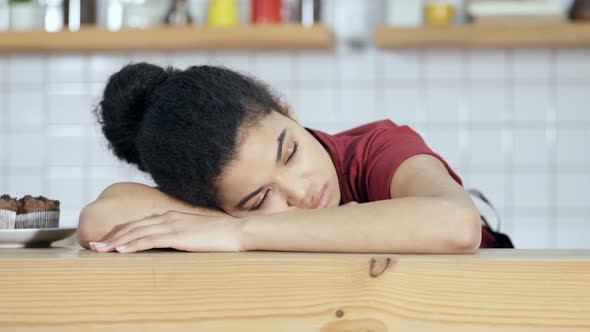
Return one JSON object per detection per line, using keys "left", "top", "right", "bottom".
{"left": 1, "top": 248, "right": 589, "bottom": 331}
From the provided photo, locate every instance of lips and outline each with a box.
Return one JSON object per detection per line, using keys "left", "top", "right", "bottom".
{"left": 311, "top": 184, "right": 329, "bottom": 209}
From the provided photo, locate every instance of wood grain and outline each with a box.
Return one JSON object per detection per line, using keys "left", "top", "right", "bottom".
{"left": 375, "top": 23, "right": 590, "bottom": 48}
{"left": 0, "top": 25, "right": 333, "bottom": 53}
{"left": 0, "top": 249, "right": 589, "bottom": 331}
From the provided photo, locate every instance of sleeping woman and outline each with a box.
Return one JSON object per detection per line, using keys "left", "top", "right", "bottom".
{"left": 77, "top": 63, "right": 512, "bottom": 254}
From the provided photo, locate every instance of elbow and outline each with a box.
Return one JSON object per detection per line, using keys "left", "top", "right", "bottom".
{"left": 451, "top": 208, "right": 482, "bottom": 254}
{"left": 76, "top": 203, "right": 99, "bottom": 249}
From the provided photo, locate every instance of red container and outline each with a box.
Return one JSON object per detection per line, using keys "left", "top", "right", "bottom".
{"left": 251, "top": 0, "right": 282, "bottom": 24}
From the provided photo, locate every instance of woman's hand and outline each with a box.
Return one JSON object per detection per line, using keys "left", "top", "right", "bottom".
{"left": 88, "top": 211, "right": 245, "bottom": 253}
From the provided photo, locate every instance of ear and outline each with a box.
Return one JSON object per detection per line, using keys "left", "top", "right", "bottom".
{"left": 279, "top": 101, "right": 299, "bottom": 123}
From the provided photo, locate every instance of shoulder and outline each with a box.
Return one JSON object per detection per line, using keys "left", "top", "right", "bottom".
{"left": 307, "top": 120, "right": 419, "bottom": 149}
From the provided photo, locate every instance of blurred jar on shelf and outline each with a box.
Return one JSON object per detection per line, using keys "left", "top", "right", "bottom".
{"left": 207, "top": 0, "right": 238, "bottom": 27}
{"left": 63, "top": 0, "right": 96, "bottom": 31}
{"left": 251, "top": 0, "right": 280, "bottom": 24}
{"left": 570, "top": 0, "right": 590, "bottom": 20}
{"left": 8, "top": 0, "right": 42, "bottom": 31}
{"left": 300, "top": 0, "right": 320, "bottom": 26}
{"left": 39, "top": 0, "right": 63, "bottom": 32}
{"left": 96, "top": 0, "right": 123, "bottom": 31}
{"left": 0, "top": 0, "right": 9, "bottom": 31}
{"left": 324, "top": 0, "right": 372, "bottom": 47}
{"left": 385, "top": 0, "right": 424, "bottom": 27}
{"left": 165, "top": 0, "right": 193, "bottom": 25}
{"left": 424, "top": 0, "right": 456, "bottom": 26}
{"left": 122, "top": 0, "right": 168, "bottom": 29}
{"left": 282, "top": 0, "right": 299, "bottom": 22}
{"left": 282, "top": 0, "right": 321, "bottom": 26}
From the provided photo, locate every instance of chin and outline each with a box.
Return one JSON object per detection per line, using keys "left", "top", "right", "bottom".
{"left": 328, "top": 187, "right": 340, "bottom": 207}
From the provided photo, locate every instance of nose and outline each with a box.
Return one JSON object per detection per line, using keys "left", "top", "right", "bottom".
{"left": 276, "top": 173, "right": 308, "bottom": 208}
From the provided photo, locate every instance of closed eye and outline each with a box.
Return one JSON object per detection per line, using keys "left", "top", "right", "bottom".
{"left": 251, "top": 189, "right": 270, "bottom": 211}
{"left": 250, "top": 141, "right": 298, "bottom": 211}
{"left": 286, "top": 141, "right": 298, "bottom": 163}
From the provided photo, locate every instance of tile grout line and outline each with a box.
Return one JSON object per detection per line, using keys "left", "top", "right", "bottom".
{"left": 42, "top": 54, "right": 50, "bottom": 195}
{"left": 1, "top": 56, "right": 6, "bottom": 189}
{"left": 548, "top": 49, "right": 558, "bottom": 249}
{"left": 505, "top": 49, "right": 514, "bottom": 237}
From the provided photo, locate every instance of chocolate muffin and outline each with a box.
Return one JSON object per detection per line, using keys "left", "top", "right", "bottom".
{"left": 15, "top": 195, "right": 60, "bottom": 229}
{"left": 0, "top": 194, "right": 18, "bottom": 229}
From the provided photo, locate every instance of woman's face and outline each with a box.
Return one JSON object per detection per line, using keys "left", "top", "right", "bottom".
{"left": 217, "top": 110, "right": 341, "bottom": 218}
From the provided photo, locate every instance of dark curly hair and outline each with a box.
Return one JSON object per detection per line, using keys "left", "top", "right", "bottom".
{"left": 95, "top": 62, "right": 286, "bottom": 210}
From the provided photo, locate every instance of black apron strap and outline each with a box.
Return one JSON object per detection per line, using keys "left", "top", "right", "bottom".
{"left": 467, "top": 188, "right": 515, "bottom": 248}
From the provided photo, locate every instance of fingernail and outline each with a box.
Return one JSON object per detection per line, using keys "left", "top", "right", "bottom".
{"left": 116, "top": 245, "right": 128, "bottom": 252}
{"left": 93, "top": 242, "right": 107, "bottom": 248}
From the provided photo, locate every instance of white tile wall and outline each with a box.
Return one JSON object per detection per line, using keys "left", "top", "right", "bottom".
{"left": 425, "top": 86, "right": 464, "bottom": 124}
{"left": 4, "top": 173, "right": 45, "bottom": 198}
{"left": 6, "top": 132, "right": 47, "bottom": 167}
{"left": 512, "top": 129, "right": 552, "bottom": 168}
{"left": 422, "top": 129, "right": 465, "bottom": 169}
{"left": 469, "top": 86, "right": 506, "bottom": 123}
{"left": 338, "top": 51, "right": 377, "bottom": 84}
{"left": 468, "top": 129, "right": 506, "bottom": 168}
{"left": 340, "top": 88, "right": 377, "bottom": 125}
{"left": 0, "top": 92, "right": 5, "bottom": 128}
{"left": 556, "top": 84, "right": 590, "bottom": 122}
{"left": 557, "top": 129, "right": 590, "bottom": 166}
{"left": 0, "top": 58, "right": 7, "bottom": 85}
{"left": 253, "top": 52, "right": 294, "bottom": 85}
{"left": 380, "top": 50, "right": 420, "bottom": 82}
{"left": 512, "top": 83, "right": 553, "bottom": 123}
{"left": 9, "top": 90, "right": 44, "bottom": 127}
{"left": 295, "top": 52, "right": 338, "bottom": 83}
{"left": 511, "top": 172, "right": 551, "bottom": 209}
{"left": 383, "top": 86, "right": 421, "bottom": 127}
{"left": 468, "top": 50, "right": 507, "bottom": 81}
{"left": 512, "top": 50, "right": 552, "bottom": 81}
{"left": 557, "top": 172, "right": 590, "bottom": 209}
{"left": 7, "top": 55, "right": 45, "bottom": 84}
{"left": 88, "top": 53, "right": 131, "bottom": 83}
{"left": 424, "top": 50, "right": 465, "bottom": 81}
{"left": 48, "top": 55, "right": 86, "bottom": 84}
{"left": 296, "top": 86, "right": 338, "bottom": 125}
{"left": 1, "top": 45, "right": 589, "bottom": 248}
{"left": 465, "top": 171, "right": 507, "bottom": 211}
{"left": 556, "top": 49, "right": 590, "bottom": 80}
{"left": 511, "top": 215, "right": 552, "bottom": 249}
{"left": 556, "top": 217, "right": 590, "bottom": 249}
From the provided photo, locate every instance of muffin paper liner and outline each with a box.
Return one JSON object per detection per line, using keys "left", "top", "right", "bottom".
{"left": 0, "top": 210, "right": 17, "bottom": 229}
{"left": 15, "top": 211, "right": 60, "bottom": 229}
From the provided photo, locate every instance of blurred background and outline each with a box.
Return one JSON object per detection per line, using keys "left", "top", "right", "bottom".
{"left": 0, "top": 0, "right": 589, "bottom": 248}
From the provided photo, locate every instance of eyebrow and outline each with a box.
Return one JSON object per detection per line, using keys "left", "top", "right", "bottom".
{"left": 276, "top": 128, "right": 286, "bottom": 162}
{"left": 235, "top": 128, "right": 287, "bottom": 210}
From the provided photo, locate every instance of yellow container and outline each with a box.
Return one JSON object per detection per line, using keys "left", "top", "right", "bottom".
{"left": 424, "top": 3, "right": 456, "bottom": 26}
{"left": 207, "top": 0, "right": 239, "bottom": 27}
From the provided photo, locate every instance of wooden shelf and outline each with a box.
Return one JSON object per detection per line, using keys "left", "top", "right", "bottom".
{"left": 375, "top": 23, "right": 590, "bottom": 48}
{"left": 0, "top": 24, "right": 334, "bottom": 53}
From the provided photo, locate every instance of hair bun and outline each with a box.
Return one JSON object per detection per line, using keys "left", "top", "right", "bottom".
{"left": 96, "top": 62, "right": 172, "bottom": 171}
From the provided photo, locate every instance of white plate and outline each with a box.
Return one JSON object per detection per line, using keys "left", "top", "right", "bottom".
{"left": 0, "top": 228, "right": 77, "bottom": 248}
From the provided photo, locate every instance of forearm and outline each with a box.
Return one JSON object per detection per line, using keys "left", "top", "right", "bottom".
{"left": 241, "top": 197, "right": 482, "bottom": 254}
{"left": 77, "top": 182, "right": 224, "bottom": 248}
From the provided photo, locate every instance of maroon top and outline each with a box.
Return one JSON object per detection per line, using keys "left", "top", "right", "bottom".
{"left": 307, "top": 119, "right": 496, "bottom": 248}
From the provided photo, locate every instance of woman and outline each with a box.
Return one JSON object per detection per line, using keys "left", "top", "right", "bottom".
{"left": 78, "top": 62, "right": 511, "bottom": 254}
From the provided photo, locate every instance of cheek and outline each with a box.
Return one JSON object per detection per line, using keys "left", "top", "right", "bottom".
{"left": 262, "top": 191, "right": 291, "bottom": 214}
{"left": 224, "top": 209, "right": 246, "bottom": 218}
